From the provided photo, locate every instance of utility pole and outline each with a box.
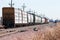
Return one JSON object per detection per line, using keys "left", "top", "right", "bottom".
{"left": 40, "top": 14, "right": 42, "bottom": 23}
{"left": 18, "top": 8, "right": 20, "bottom": 23}
{"left": 9, "top": 0, "right": 14, "bottom": 7}
{"left": 33, "top": 11, "right": 35, "bottom": 24}
{"left": 34, "top": 10, "right": 36, "bottom": 14}
{"left": 22, "top": 3, "right": 26, "bottom": 11}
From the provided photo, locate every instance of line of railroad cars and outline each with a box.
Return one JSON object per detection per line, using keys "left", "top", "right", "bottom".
{"left": 2, "top": 7, "right": 49, "bottom": 28}
{"left": 15, "top": 8, "right": 49, "bottom": 27}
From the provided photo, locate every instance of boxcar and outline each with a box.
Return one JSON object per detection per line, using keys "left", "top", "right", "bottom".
{"left": 15, "top": 9, "right": 28, "bottom": 27}
{"left": 2, "top": 7, "right": 15, "bottom": 28}
{"left": 27, "top": 13, "right": 34, "bottom": 24}
{"left": 35, "top": 15, "right": 41, "bottom": 24}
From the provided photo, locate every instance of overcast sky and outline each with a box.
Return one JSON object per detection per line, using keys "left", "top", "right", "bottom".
{"left": 0, "top": 0, "right": 60, "bottom": 20}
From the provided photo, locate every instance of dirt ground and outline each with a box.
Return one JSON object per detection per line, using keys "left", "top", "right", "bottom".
{"left": 0, "top": 22, "right": 60, "bottom": 40}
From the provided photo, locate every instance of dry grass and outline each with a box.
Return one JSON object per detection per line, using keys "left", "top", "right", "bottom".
{"left": 0, "top": 22, "right": 60, "bottom": 40}
{"left": 33, "top": 22, "right": 60, "bottom": 40}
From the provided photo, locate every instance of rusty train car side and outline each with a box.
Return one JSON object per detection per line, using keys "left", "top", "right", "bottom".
{"left": 2, "top": 7, "right": 15, "bottom": 28}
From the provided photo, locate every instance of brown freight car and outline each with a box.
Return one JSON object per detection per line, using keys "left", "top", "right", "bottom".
{"left": 2, "top": 7, "right": 15, "bottom": 28}
{"left": 44, "top": 17, "right": 49, "bottom": 23}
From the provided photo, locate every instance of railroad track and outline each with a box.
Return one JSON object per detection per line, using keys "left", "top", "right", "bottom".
{"left": 0, "top": 28, "right": 28, "bottom": 37}
{"left": 0, "top": 25, "right": 39, "bottom": 37}
{"left": 0, "top": 29, "right": 18, "bottom": 37}
{"left": 0, "top": 23, "right": 57, "bottom": 37}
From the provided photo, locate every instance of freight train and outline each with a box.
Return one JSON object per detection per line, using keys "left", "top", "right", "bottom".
{"left": 2, "top": 7, "right": 49, "bottom": 28}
